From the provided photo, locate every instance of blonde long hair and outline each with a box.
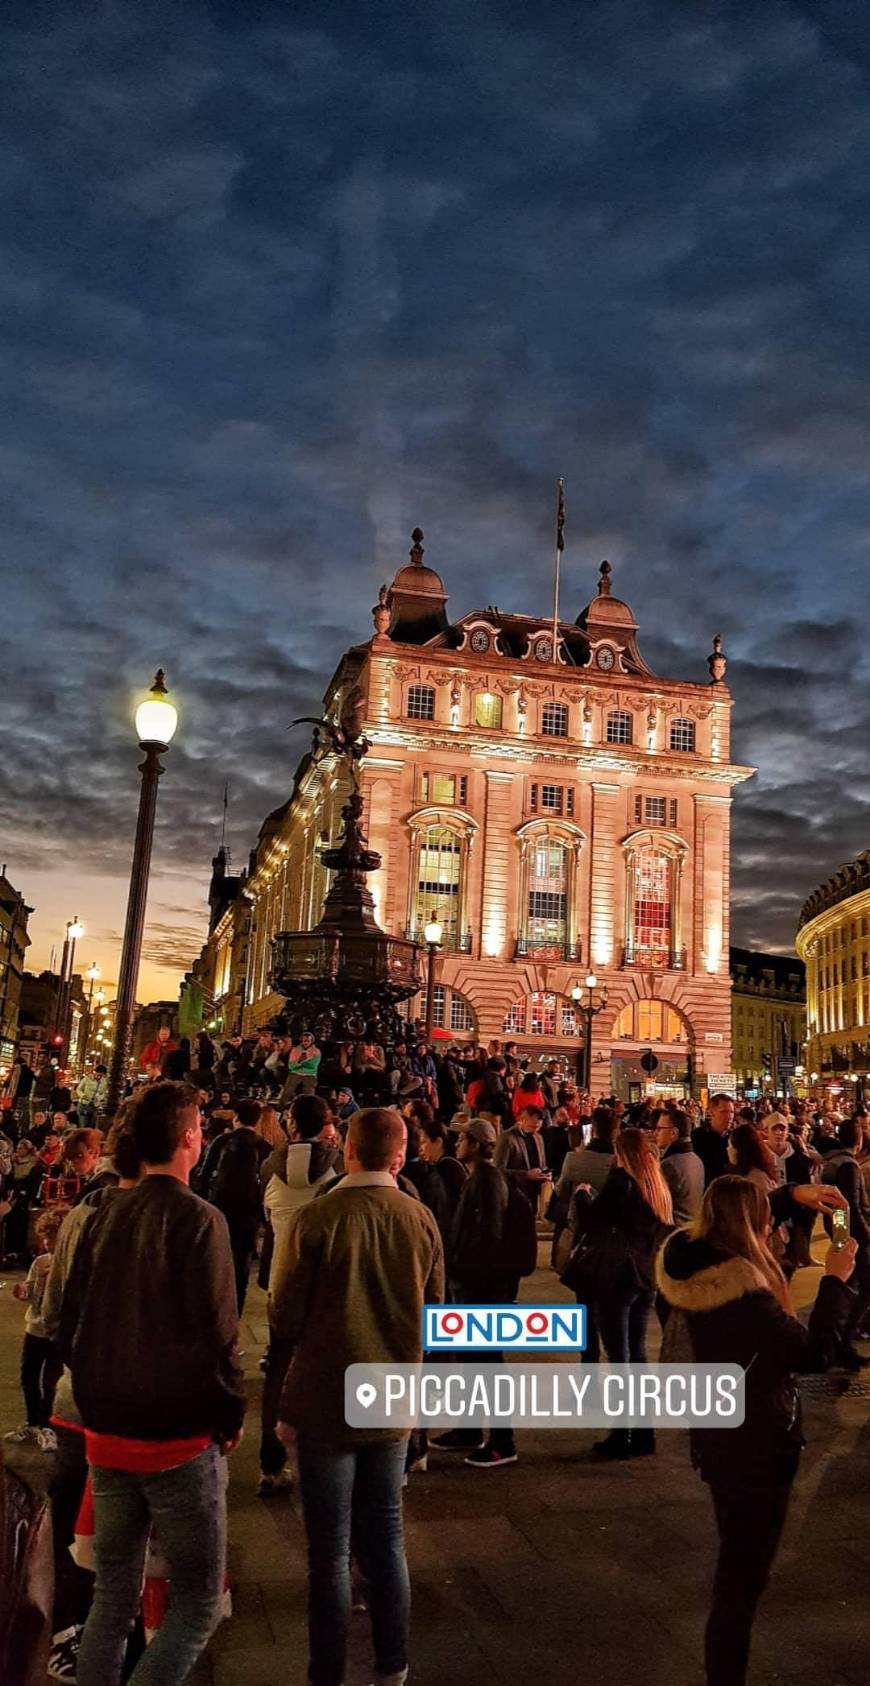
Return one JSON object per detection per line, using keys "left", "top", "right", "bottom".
{"left": 256, "top": 1106, "right": 287, "bottom": 1150}
{"left": 688, "top": 1175, "right": 791, "bottom": 1313}
{"left": 616, "top": 1127, "right": 673, "bottom": 1225}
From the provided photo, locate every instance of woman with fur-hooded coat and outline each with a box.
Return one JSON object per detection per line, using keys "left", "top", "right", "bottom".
{"left": 656, "top": 1175, "right": 856, "bottom": 1686}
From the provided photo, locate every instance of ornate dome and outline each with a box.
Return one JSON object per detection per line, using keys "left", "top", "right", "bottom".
{"left": 389, "top": 528, "right": 446, "bottom": 598}
{"left": 576, "top": 560, "right": 638, "bottom": 630}
{"left": 385, "top": 528, "right": 449, "bottom": 643}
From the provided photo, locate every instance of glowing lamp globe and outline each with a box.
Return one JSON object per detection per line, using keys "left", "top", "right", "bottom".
{"left": 585, "top": 972, "right": 598, "bottom": 990}
{"left": 424, "top": 918, "right": 443, "bottom": 947}
{"left": 135, "top": 670, "right": 178, "bottom": 747}
{"left": 67, "top": 919, "right": 85, "bottom": 941}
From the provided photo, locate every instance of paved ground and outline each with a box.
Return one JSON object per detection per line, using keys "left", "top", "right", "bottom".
{"left": 1, "top": 1240, "right": 868, "bottom": 1686}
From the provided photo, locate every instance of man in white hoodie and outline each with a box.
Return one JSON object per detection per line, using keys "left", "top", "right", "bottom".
{"left": 259, "top": 1095, "right": 340, "bottom": 1495}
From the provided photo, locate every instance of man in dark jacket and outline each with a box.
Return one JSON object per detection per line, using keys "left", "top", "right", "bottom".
{"left": 431, "top": 1119, "right": 537, "bottom": 1469}
{"left": 655, "top": 1109, "right": 704, "bottom": 1224}
{"left": 62, "top": 1081, "right": 244, "bottom": 1686}
{"left": 199, "top": 1096, "right": 263, "bottom": 1314}
{"left": 691, "top": 1092, "right": 735, "bottom": 1187}
{"left": 493, "top": 1105, "right": 550, "bottom": 1207}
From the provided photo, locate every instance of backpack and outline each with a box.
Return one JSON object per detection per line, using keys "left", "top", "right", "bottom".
{"left": 0, "top": 1453, "right": 53, "bottom": 1686}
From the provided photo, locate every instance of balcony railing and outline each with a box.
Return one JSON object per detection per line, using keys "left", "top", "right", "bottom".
{"left": 514, "top": 936, "right": 581, "bottom": 962}
{"left": 406, "top": 926, "right": 472, "bottom": 955}
{"left": 621, "top": 944, "right": 687, "bottom": 971}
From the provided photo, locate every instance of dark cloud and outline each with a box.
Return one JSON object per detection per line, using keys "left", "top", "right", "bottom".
{"left": 2, "top": 0, "right": 870, "bottom": 974}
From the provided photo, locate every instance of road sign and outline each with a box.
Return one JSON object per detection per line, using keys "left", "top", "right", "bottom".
{"left": 707, "top": 1072, "right": 737, "bottom": 1096}
{"left": 640, "top": 1051, "right": 659, "bottom": 1075}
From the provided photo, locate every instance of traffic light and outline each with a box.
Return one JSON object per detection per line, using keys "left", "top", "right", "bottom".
{"left": 761, "top": 1052, "right": 772, "bottom": 1073}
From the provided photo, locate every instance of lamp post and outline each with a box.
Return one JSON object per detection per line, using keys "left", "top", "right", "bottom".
{"left": 55, "top": 917, "right": 85, "bottom": 1063}
{"left": 81, "top": 963, "right": 100, "bottom": 1072}
{"left": 105, "top": 670, "right": 178, "bottom": 1119}
{"left": 571, "top": 972, "right": 609, "bottom": 1094}
{"left": 423, "top": 916, "right": 443, "bottom": 1041}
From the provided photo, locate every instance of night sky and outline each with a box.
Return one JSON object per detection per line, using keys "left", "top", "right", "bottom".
{"left": 2, "top": 1, "right": 869, "bottom": 1000}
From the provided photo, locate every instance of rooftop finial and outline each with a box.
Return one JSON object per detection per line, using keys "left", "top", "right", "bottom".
{"left": 410, "top": 527, "right": 425, "bottom": 565}
{"left": 708, "top": 634, "right": 727, "bottom": 684}
{"left": 372, "top": 583, "right": 391, "bottom": 635}
{"left": 152, "top": 668, "right": 168, "bottom": 693}
{"left": 598, "top": 560, "right": 612, "bottom": 597}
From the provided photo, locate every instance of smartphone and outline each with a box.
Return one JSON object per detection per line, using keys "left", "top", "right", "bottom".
{"left": 831, "top": 1207, "right": 850, "bottom": 1250}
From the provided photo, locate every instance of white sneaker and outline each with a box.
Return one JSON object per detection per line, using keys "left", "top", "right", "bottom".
{"left": 37, "top": 1427, "right": 58, "bottom": 1453}
{"left": 4, "top": 1424, "right": 38, "bottom": 1443}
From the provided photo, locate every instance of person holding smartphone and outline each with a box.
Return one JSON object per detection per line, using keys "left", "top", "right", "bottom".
{"left": 657, "top": 1175, "right": 855, "bottom": 1686}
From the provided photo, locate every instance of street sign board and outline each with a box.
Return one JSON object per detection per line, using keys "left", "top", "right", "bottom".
{"left": 640, "top": 1051, "right": 659, "bottom": 1074}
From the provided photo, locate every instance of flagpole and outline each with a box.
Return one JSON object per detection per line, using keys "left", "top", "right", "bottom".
{"left": 551, "top": 477, "right": 565, "bottom": 662}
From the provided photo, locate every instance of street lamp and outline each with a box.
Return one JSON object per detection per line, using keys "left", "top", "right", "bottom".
{"left": 571, "top": 971, "right": 609, "bottom": 1093}
{"left": 104, "top": 669, "right": 178, "bottom": 1118}
{"left": 423, "top": 915, "right": 443, "bottom": 1041}
{"left": 53, "top": 917, "right": 85, "bottom": 1062}
{"left": 82, "top": 962, "right": 101, "bottom": 1073}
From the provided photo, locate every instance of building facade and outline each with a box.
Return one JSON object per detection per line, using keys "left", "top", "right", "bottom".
{"left": 730, "top": 947, "right": 806, "bottom": 1096}
{"left": 0, "top": 871, "right": 32, "bottom": 1071}
{"left": 180, "top": 847, "right": 250, "bottom": 1040}
{"left": 237, "top": 531, "right": 753, "bottom": 1099}
{"left": 796, "top": 852, "right": 870, "bottom": 1089}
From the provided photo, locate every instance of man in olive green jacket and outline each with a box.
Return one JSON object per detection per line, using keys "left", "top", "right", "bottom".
{"left": 272, "top": 1107, "right": 443, "bottom": 1686}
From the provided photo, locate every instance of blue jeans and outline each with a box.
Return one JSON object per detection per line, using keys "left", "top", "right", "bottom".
{"left": 77, "top": 1442, "right": 227, "bottom": 1685}
{"left": 597, "top": 1287, "right": 654, "bottom": 1364}
{"left": 296, "top": 1435, "right": 409, "bottom": 1686}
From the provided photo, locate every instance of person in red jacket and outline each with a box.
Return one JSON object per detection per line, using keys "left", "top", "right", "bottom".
{"left": 139, "top": 1026, "right": 177, "bottom": 1072}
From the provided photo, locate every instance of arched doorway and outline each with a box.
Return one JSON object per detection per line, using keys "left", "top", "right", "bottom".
{"left": 608, "top": 997, "right": 694, "bottom": 1101}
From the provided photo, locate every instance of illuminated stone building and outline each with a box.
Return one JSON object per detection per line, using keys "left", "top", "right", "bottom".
{"left": 730, "top": 947, "right": 806, "bottom": 1096}
{"left": 236, "top": 529, "right": 753, "bottom": 1099}
{"left": 796, "top": 852, "right": 870, "bottom": 1088}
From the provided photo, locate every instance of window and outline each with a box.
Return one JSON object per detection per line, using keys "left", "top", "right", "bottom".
{"left": 431, "top": 984, "right": 475, "bottom": 1033}
{"left": 503, "top": 992, "right": 580, "bottom": 1037}
{"left": 612, "top": 1001, "right": 688, "bottom": 1043}
{"left": 633, "top": 795, "right": 678, "bottom": 828}
{"left": 670, "top": 717, "right": 695, "bottom": 753}
{"left": 450, "top": 994, "right": 475, "bottom": 1032}
{"left": 421, "top": 772, "right": 468, "bottom": 806}
{"left": 407, "top": 684, "right": 435, "bottom": 720}
{"left": 606, "top": 710, "right": 632, "bottom": 745}
{"left": 474, "top": 692, "right": 502, "bottom": 729}
{"left": 541, "top": 701, "right": 568, "bottom": 737}
{"left": 413, "top": 825, "right": 462, "bottom": 946}
{"left": 530, "top": 783, "right": 574, "bottom": 816}
{"left": 630, "top": 845, "right": 672, "bottom": 966}
{"left": 526, "top": 841, "right": 568, "bottom": 958}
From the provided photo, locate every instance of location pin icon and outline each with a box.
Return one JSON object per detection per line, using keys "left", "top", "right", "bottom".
{"left": 356, "top": 1382, "right": 377, "bottom": 1409}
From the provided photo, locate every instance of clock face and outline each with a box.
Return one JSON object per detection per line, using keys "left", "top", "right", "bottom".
{"left": 535, "top": 637, "right": 553, "bottom": 662}
{"left": 470, "top": 628, "right": 490, "bottom": 653}
{"left": 595, "top": 645, "right": 616, "bottom": 672}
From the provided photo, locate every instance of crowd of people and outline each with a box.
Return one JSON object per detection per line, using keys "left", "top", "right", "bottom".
{"left": 0, "top": 1027, "right": 868, "bottom": 1685}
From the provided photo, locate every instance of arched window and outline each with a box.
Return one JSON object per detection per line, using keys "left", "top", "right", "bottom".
{"left": 606, "top": 710, "right": 633, "bottom": 745}
{"left": 411, "top": 824, "right": 462, "bottom": 946}
{"left": 669, "top": 717, "right": 695, "bottom": 753}
{"left": 622, "top": 834, "right": 686, "bottom": 969}
{"left": 504, "top": 992, "right": 581, "bottom": 1038}
{"left": 407, "top": 684, "right": 435, "bottom": 720}
{"left": 612, "top": 1000, "right": 688, "bottom": 1043}
{"left": 475, "top": 692, "right": 503, "bottom": 729}
{"left": 431, "top": 984, "right": 476, "bottom": 1034}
